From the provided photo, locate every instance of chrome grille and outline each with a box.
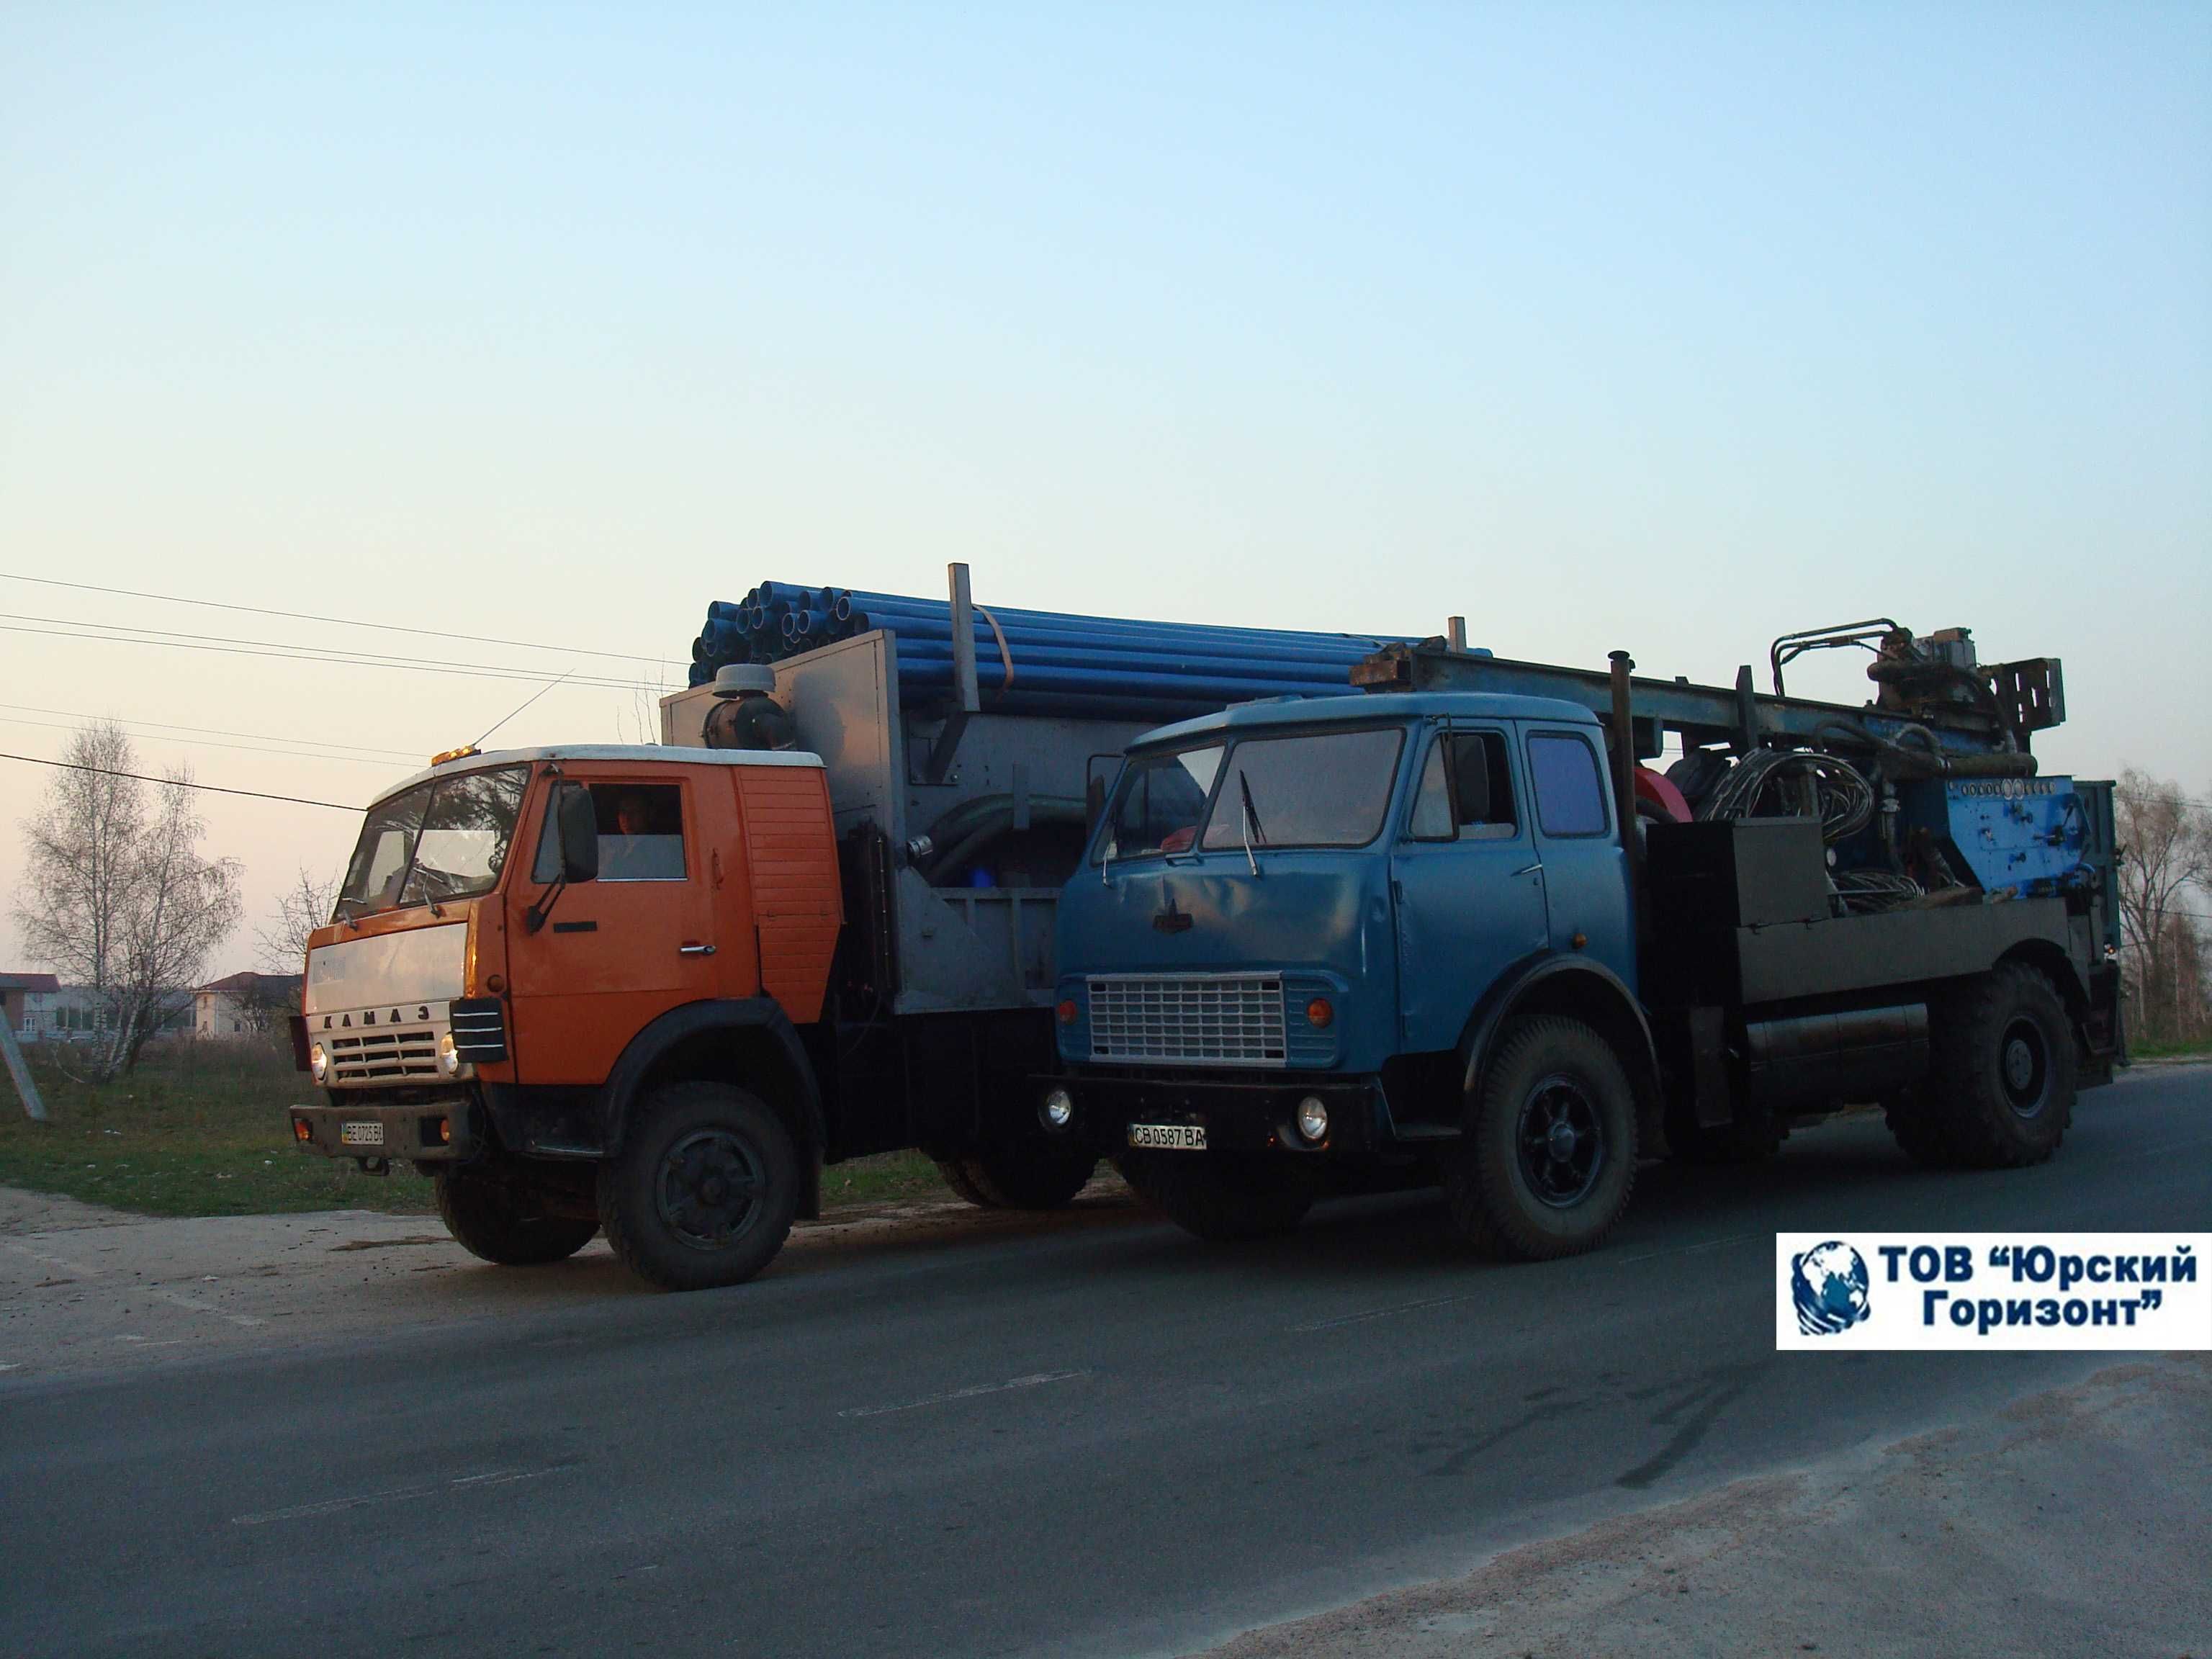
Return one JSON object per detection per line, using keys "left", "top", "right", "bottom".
{"left": 1088, "top": 974, "right": 1287, "bottom": 1067}
{"left": 327, "top": 1027, "right": 440, "bottom": 1083}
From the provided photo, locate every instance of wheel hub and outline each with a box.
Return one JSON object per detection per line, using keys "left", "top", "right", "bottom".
{"left": 1516, "top": 1075, "right": 1605, "bottom": 1209}
{"left": 656, "top": 1128, "right": 765, "bottom": 1251}
{"left": 1998, "top": 1017, "right": 2049, "bottom": 1118}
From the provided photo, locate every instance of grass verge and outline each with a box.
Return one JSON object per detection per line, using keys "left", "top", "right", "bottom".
{"left": 0, "top": 1040, "right": 960, "bottom": 1219}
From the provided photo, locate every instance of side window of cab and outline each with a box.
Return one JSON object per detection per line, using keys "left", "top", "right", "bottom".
{"left": 1407, "top": 729, "right": 1519, "bottom": 841}
{"left": 533, "top": 783, "right": 689, "bottom": 882}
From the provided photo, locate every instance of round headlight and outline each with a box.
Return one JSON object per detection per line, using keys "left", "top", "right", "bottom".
{"left": 1295, "top": 1096, "right": 1329, "bottom": 1144}
{"left": 309, "top": 1042, "right": 329, "bottom": 1084}
{"left": 1040, "top": 1087, "right": 1075, "bottom": 1130}
{"left": 436, "top": 1032, "right": 462, "bottom": 1077}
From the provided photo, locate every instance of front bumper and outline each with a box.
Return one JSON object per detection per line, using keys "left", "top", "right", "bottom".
{"left": 1062, "top": 1071, "right": 1385, "bottom": 1157}
{"left": 291, "top": 1096, "right": 482, "bottom": 1163}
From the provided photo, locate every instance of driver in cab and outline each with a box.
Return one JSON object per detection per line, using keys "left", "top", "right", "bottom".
{"left": 595, "top": 791, "right": 685, "bottom": 881}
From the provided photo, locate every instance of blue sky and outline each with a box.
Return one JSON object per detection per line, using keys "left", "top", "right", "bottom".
{"left": 1, "top": 4, "right": 2206, "bottom": 970}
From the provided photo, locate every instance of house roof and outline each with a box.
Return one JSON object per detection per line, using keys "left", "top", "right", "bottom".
{"left": 198, "top": 971, "right": 304, "bottom": 996}
{"left": 0, "top": 972, "right": 60, "bottom": 993}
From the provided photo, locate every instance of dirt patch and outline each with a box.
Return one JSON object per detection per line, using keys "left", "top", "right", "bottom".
{"left": 1192, "top": 1357, "right": 2212, "bottom": 1659}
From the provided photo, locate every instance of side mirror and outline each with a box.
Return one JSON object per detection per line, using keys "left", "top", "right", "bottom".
{"left": 556, "top": 785, "right": 599, "bottom": 884}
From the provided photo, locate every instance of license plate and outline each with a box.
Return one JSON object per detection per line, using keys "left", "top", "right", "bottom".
{"left": 1128, "top": 1123, "right": 1206, "bottom": 1151}
{"left": 340, "top": 1121, "right": 385, "bottom": 1148}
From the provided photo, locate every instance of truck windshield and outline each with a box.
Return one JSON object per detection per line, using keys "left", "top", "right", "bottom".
{"left": 1096, "top": 725, "right": 1407, "bottom": 863}
{"left": 1199, "top": 727, "right": 1406, "bottom": 850}
{"left": 336, "top": 765, "right": 531, "bottom": 920}
{"left": 1100, "top": 745, "right": 1224, "bottom": 860}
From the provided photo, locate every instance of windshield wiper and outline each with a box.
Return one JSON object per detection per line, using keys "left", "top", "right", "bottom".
{"left": 1237, "top": 771, "right": 1265, "bottom": 877}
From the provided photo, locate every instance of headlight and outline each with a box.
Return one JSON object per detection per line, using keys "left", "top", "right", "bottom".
{"left": 1295, "top": 1096, "right": 1329, "bottom": 1144}
{"left": 436, "top": 1032, "right": 461, "bottom": 1077}
{"left": 1040, "top": 1087, "right": 1075, "bottom": 1130}
{"left": 309, "top": 1043, "right": 329, "bottom": 1084}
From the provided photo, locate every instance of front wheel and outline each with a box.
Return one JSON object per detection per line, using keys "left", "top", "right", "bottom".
{"left": 435, "top": 1172, "right": 599, "bottom": 1267}
{"left": 953, "top": 1135, "right": 1098, "bottom": 1210}
{"left": 1117, "top": 1152, "right": 1316, "bottom": 1241}
{"left": 598, "top": 1082, "right": 801, "bottom": 1291}
{"left": 1444, "top": 1017, "right": 1637, "bottom": 1260}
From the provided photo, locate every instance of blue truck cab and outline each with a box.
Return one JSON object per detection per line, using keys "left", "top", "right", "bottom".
{"left": 1049, "top": 674, "right": 2122, "bottom": 1259}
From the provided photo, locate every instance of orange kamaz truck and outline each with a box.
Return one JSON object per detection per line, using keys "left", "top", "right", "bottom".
{"left": 290, "top": 613, "right": 1154, "bottom": 1289}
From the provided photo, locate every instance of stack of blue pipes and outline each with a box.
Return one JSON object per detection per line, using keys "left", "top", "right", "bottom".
{"left": 686, "top": 581, "right": 1454, "bottom": 723}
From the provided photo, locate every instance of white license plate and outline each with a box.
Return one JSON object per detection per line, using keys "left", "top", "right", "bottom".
{"left": 1128, "top": 1123, "right": 1206, "bottom": 1151}
{"left": 340, "top": 1121, "right": 385, "bottom": 1148}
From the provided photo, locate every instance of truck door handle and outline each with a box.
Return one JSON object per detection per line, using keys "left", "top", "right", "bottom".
{"left": 678, "top": 943, "right": 716, "bottom": 956}
{"left": 1513, "top": 862, "right": 1544, "bottom": 877}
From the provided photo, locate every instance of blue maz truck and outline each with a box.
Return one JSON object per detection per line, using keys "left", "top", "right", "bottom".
{"left": 1044, "top": 623, "right": 2122, "bottom": 1258}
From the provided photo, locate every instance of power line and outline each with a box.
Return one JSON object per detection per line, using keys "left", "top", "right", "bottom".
{"left": 0, "top": 701, "right": 421, "bottom": 760}
{"left": 0, "top": 619, "right": 656, "bottom": 691}
{"left": 0, "top": 751, "right": 359, "bottom": 811}
{"left": 0, "top": 714, "right": 407, "bottom": 770}
{"left": 0, "top": 571, "right": 675, "bottom": 668}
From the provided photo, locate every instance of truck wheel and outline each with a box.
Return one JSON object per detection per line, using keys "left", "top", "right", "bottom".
{"left": 933, "top": 1159, "right": 996, "bottom": 1208}
{"left": 434, "top": 1172, "right": 599, "bottom": 1267}
{"left": 957, "top": 1139, "right": 1099, "bottom": 1210}
{"left": 1922, "top": 964, "right": 2077, "bottom": 1168}
{"left": 1445, "top": 1017, "right": 1637, "bottom": 1261}
{"left": 598, "top": 1082, "right": 800, "bottom": 1291}
{"left": 1116, "top": 1152, "right": 1316, "bottom": 1241}
{"left": 1882, "top": 1089, "right": 1962, "bottom": 1169}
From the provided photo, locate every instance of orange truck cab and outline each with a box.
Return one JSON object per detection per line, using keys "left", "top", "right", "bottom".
{"left": 292, "top": 622, "right": 1163, "bottom": 1288}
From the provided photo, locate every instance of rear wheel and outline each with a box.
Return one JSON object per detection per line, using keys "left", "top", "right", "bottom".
{"left": 1118, "top": 1152, "right": 1316, "bottom": 1241}
{"left": 1920, "top": 964, "right": 2077, "bottom": 1168}
{"left": 598, "top": 1082, "right": 801, "bottom": 1291}
{"left": 956, "top": 1136, "right": 1098, "bottom": 1210}
{"left": 434, "top": 1171, "right": 599, "bottom": 1266}
{"left": 1444, "top": 1017, "right": 1637, "bottom": 1260}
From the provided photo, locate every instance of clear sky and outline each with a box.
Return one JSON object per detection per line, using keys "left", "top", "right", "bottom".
{"left": 2, "top": 3, "right": 2207, "bottom": 976}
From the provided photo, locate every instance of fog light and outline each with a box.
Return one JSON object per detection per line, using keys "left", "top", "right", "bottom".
{"left": 1305, "top": 997, "right": 1334, "bottom": 1028}
{"left": 436, "top": 1033, "right": 461, "bottom": 1077}
{"left": 292, "top": 1116, "right": 312, "bottom": 1143}
{"left": 1040, "top": 1087, "right": 1075, "bottom": 1130}
{"left": 1295, "top": 1096, "right": 1329, "bottom": 1143}
{"left": 308, "top": 1043, "right": 329, "bottom": 1084}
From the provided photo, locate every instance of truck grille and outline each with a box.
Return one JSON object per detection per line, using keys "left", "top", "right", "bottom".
{"left": 1087, "top": 974, "right": 1287, "bottom": 1067}
{"left": 326, "top": 1027, "right": 441, "bottom": 1083}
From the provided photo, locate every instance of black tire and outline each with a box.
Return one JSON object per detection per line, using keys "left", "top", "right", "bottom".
{"left": 1116, "top": 1152, "right": 1316, "bottom": 1242}
{"left": 1883, "top": 1088, "right": 1964, "bottom": 1169}
{"left": 1444, "top": 1017, "right": 1637, "bottom": 1261}
{"left": 434, "top": 1172, "right": 599, "bottom": 1267}
{"left": 933, "top": 1158, "right": 997, "bottom": 1208}
{"left": 1921, "top": 963, "right": 2077, "bottom": 1168}
{"left": 598, "top": 1082, "right": 801, "bottom": 1291}
{"left": 958, "top": 1138, "right": 1099, "bottom": 1210}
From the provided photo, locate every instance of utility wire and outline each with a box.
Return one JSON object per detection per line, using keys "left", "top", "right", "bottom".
{"left": 0, "top": 714, "right": 407, "bottom": 770}
{"left": 0, "top": 701, "right": 420, "bottom": 760}
{"left": 0, "top": 571, "right": 674, "bottom": 667}
{"left": 0, "top": 751, "right": 359, "bottom": 811}
{"left": 0, "top": 619, "right": 653, "bottom": 691}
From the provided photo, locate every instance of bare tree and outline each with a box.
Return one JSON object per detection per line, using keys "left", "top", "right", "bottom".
{"left": 2114, "top": 768, "right": 2212, "bottom": 1044}
{"left": 256, "top": 866, "right": 338, "bottom": 976}
{"left": 12, "top": 723, "right": 243, "bottom": 1079}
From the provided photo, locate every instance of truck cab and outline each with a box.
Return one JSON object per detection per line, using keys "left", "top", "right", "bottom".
{"left": 291, "top": 744, "right": 845, "bottom": 1290}
{"left": 1051, "top": 693, "right": 1659, "bottom": 1253}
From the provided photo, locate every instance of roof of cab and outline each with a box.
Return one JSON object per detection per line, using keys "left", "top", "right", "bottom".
{"left": 367, "top": 744, "right": 822, "bottom": 809}
{"left": 1131, "top": 691, "right": 1601, "bottom": 749}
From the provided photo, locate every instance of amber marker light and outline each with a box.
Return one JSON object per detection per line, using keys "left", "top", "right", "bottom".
{"left": 1306, "top": 998, "right": 1334, "bottom": 1028}
{"left": 292, "top": 1118, "right": 312, "bottom": 1143}
{"left": 1057, "top": 999, "right": 1079, "bottom": 1025}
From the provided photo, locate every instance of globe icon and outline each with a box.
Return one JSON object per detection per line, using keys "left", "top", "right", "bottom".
{"left": 1791, "top": 1241, "right": 1871, "bottom": 1335}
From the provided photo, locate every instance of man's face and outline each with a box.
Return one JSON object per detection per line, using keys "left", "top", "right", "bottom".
{"left": 616, "top": 797, "right": 649, "bottom": 835}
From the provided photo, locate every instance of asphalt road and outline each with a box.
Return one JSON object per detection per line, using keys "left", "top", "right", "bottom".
{"left": 4, "top": 1067, "right": 2207, "bottom": 1659}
